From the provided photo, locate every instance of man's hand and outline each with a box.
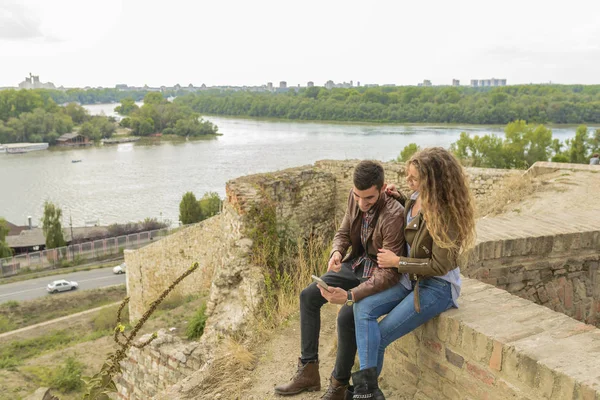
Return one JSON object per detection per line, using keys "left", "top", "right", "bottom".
{"left": 319, "top": 286, "right": 347, "bottom": 305}
{"left": 377, "top": 248, "right": 400, "bottom": 269}
{"left": 328, "top": 251, "right": 342, "bottom": 272}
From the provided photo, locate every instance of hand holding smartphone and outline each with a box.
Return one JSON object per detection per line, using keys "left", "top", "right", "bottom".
{"left": 311, "top": 275, "right": 331, "bottom": 292}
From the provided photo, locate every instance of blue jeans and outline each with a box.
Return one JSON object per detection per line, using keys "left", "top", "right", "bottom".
{"left": 354, "top": 277, "right": 454, "bottom": 374}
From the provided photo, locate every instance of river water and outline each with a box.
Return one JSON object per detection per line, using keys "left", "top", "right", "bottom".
{"left": 0, "top": 103, "right": 583, "bottom": 227}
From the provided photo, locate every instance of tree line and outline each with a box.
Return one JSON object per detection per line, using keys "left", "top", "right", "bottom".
{"left": 399, "top": 121, "right": 600, "bottom": 169}
{"left": 174, "top": 85, "right": 600, "bottom": 124}
{"left": 118, "top": 93, "right": 218, "bottom": 137}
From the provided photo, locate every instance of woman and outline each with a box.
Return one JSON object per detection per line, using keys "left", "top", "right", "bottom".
{"left": 351, "top": 147, "right": 477, "bottom": 399}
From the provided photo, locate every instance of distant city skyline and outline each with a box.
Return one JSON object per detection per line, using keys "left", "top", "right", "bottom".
{"left": 1, "top": 0, "right": 599, "bottom": 88}
{"left": 7, "top": 75, "right": 516, "bottom": 90}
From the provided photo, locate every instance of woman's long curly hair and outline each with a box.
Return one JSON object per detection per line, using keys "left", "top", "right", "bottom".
{"left": 408, "top": 147, "right": 476, "bottom": 263}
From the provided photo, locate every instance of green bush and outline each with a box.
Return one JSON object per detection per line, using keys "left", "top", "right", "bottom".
{"left": 397, "top": 143, "right": 420, "bottom": 162}
{"left": 49, "top": 356, "right": 84, "bottom": 392}
{"left": 186, "top": 304, "right": 207, "bottom": 340}
{"left": 551, "top": 154, "right": 570, "bottom": 163}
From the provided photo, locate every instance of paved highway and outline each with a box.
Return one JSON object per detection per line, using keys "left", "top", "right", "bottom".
{"left": 0, "top": 267, "right": 126, "bottom": 304}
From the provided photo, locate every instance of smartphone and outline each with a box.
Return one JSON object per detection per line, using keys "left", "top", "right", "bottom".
{"left": 311, "top": 275, "right": 330, "bottom": 291}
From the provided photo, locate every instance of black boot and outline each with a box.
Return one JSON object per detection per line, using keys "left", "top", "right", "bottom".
{"left": 345, "top": 385, "right": 354, "bottom": 400}
{"left": 351, "top": 367, "right": 385, "bottom": 400}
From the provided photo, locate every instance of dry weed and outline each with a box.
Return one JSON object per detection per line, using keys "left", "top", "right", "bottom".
{"left": 183, "top": 338, "right": 257, "bottom": 399}
{"left": 476, "top": 173, "right": 548, "bottom": 218}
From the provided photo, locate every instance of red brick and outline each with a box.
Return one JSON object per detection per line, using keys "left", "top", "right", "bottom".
{"left": 565, "top": 281, "right": 574, "bottom": 309}
{"left": 419, "top": 353, "right": 456, "bottom": 382}
{"left": 424, "top": 338, "right": 442, "bottom": 355}
{"left": 466, "top": 362, "right": 495, "bottom": 386}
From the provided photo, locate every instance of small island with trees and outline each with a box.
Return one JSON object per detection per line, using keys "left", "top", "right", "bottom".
{"left": 0, "top": 90, "right": 218, "bottom": 149}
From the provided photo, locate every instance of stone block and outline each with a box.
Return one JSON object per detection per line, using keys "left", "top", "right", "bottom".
{"left": 445, "top": 347, "right": 465, "bottom": 369}
{"left": 418, "top": 352, "right": 456, "bottom": 383}
{"left": 442, "top": 382, "right": 463, "bottom": 400}
{"left": 489, "top": 340, "right": 502, "bottom": 371}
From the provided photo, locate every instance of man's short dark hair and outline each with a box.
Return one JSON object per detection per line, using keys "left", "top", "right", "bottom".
{"left": 353, "top": 160, "right": 385, "bottom": 190}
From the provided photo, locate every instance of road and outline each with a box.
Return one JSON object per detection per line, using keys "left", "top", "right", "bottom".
{"left": 0, "top": 267, "right": 126, "bottom": 304}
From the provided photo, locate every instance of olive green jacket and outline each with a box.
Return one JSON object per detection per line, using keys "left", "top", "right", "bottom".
{"left": 398, "top": 196, "right": 458, "bottom": 311}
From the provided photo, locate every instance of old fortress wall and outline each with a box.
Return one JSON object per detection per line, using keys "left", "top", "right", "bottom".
{"left": 119, "top": 160, "right": 600, "bottom": 400}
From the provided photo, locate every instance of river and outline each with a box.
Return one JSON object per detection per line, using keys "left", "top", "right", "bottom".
{"left": 0, "top": 103, "right": 584, "bottom": 227}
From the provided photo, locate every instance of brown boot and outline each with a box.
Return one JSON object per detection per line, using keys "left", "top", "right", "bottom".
{"left": 321, "top": 376, "right": 349, "bottom": 400}
{"left": 274, "top": 358, "right": 320, "bottom": 396}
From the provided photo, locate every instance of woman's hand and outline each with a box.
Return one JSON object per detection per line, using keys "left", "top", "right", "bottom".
{"left": 377, "top": 248, "right": 400, "bottom": 269}
{"left": 385, "top": 184, "right": 401, "bottom": 199}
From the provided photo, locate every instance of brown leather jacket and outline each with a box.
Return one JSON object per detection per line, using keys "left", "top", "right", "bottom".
{"left": 331, "top": 189, "right": 406, "bottom": 302}
{"left": 398, "top": 196, "right": 459, "bottom": 312}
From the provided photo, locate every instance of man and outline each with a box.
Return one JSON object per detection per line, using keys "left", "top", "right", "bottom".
{"left": 274, "top": 160, "right": 405, "bottom": 400}
{"left": 590, "top": 153, "right": 600, "bottom": 165}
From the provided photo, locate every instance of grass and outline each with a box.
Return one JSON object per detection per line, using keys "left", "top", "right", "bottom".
{"left": 186, "top": 304, "right": 208, "bottom": 340}
{"left": 0, "top": 285, "right": 126, "bottom": 333}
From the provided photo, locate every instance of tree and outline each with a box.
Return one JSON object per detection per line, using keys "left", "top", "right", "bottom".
{"left": 143, "top": 92, "right": 166, "bottom": 105}
{"left": 567, "top": 125, "right": 589, "bottom": 164}
{"left": 397, "top": 143, "right": 420, "bottom": 162}
{"left": 0, "top": 218, "right": 13, "bottom": 258}
{"left": 589, "top": 129, "right": 600, "bottom": 154}
{"left": 64, "top": 103, "right": 89, "bottom": 124}
{"left": 179, "top": 192, "right": 202, "bottom": 224}
{"left": 42, "top": 201, "right": 66, "bottom": 249}
{"left": 199, "top": 192, "right": 222, "bottom": 220}
{"left": 114, "top": 98, "right": 139, "bottom": 116}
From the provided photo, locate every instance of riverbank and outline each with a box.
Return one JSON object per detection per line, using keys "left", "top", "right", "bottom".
{"left": 197, "top": 112, "right": 599, "bottom": 130}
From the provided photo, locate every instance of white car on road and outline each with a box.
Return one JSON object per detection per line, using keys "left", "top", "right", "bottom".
{"left": 113, "top": 263, "right": 126, "bottom": 274}
{"left": 47, "top": 279, "right": 79, "bottom": 293}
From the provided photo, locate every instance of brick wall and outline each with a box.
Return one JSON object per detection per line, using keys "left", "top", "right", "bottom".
{"left": 381, "top": 278, "right": 600, "bottom": 400}
{"left": 116, "top": 330, "right": 202, "bottom": 399}
{"left": 466, "top": 232, "right": 600, "bottom": 326}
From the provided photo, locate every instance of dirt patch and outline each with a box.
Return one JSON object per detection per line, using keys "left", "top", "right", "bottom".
{"left": 237, "top": 306, "right": 412, "bottom": 400}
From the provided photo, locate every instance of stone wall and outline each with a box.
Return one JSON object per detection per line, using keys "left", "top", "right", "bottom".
{"left": 120, "top": 204, "right": 264, "bottom": 399}
{"left": 125, "top": 205, "right": 249, "bottom": 322}
{"left": 119, "top": 160, "right": 599, "bottom": 400}
{"left": 381, "top": 277, "right": 600, "bottom": 400}
{"left": 526, "top": 161, "right": 600, "bottom": 177}
{"left": 226, "top": 165, "right": 337, "bottom": 239}
{"left": 466, "top": 232, "right": 600, "bottom": 326}
{"left": 314, "top": 160, "right": 518, "bottom": 218}
{"left": 116, "top": 330, "right": 202, "bottom": 399}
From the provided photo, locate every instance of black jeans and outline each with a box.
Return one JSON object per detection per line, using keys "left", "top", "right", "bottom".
{"left": 300, "top": 260, "right": 363, "bottom": 385}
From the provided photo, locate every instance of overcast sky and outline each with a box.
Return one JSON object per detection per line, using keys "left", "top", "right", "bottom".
{"left": 1, "top": 0, "right": 599, "bottom": 88}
